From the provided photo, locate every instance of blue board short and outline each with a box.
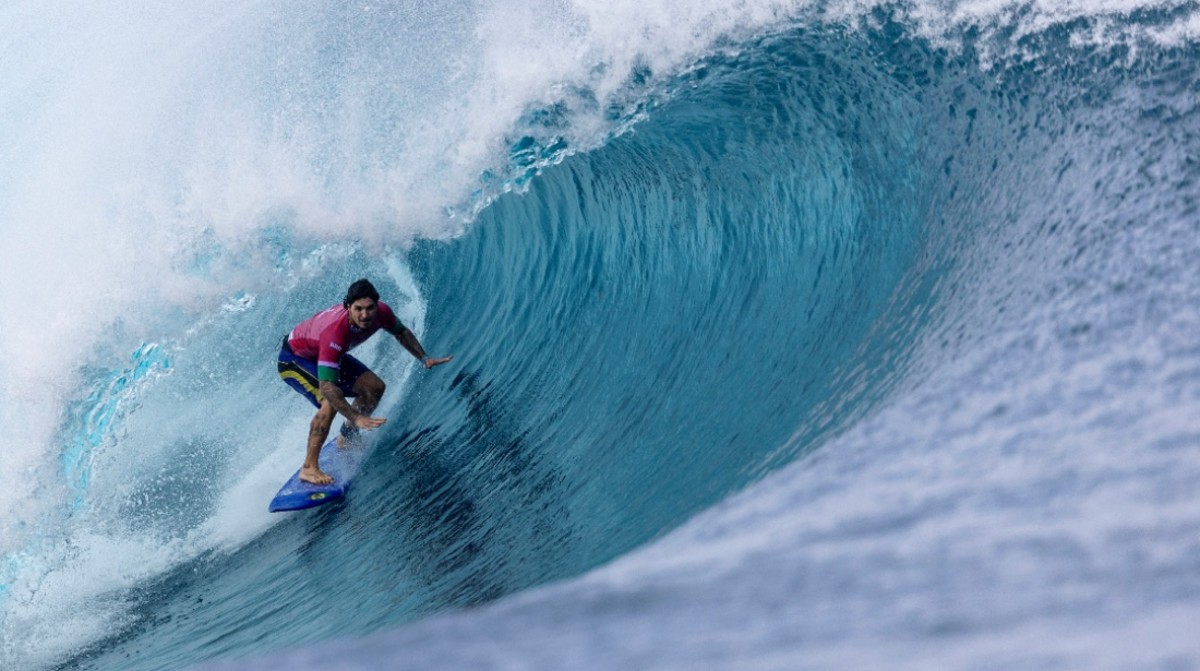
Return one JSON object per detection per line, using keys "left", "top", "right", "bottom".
{"left": 277, "top": 336, "right": 370, "bottom": 409}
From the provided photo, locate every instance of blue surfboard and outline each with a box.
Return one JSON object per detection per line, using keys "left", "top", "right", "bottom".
{"left": 268, "top": 437, "right": 368, "bottom": 512}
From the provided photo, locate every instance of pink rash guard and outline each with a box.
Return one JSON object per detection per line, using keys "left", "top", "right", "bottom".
{"left": 287, "top": 301, "right": 402, "bottom": 382}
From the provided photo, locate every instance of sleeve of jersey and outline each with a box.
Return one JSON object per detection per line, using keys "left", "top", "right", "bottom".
{"left": 317, "top": 337, "right": 345, "bottom": 382}
{"left": 379, "top": 302, "right": 404, "bottom": 335}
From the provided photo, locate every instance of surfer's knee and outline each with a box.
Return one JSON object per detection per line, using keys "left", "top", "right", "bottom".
{"left": 357, "top": 372, "right": 385, "bottom": 400}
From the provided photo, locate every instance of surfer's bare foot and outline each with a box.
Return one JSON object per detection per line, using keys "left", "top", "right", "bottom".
{"left": 300, "top": 466, "right": 333, "bottom": 485}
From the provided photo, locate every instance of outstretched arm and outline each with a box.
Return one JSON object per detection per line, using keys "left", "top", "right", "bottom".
{"left": 319, "top": 380, "right": 386, "bottom": 429}
{"left": 394, "top": 325, "right": 453, "bottom": 369}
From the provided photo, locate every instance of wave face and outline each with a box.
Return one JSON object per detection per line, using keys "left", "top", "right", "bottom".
{"left": 3, "top": 1, "right": 1199, "bottom": 669}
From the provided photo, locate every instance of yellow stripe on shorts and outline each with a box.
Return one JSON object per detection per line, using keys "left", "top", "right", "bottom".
{"left": 280, "top": 369, "right": 324, "bottom": 403}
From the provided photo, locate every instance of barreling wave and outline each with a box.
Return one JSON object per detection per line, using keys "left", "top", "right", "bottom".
{"left": 2, "top": 1, "right": 1197, "bottom": 669}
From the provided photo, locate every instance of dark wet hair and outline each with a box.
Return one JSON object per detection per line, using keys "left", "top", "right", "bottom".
{"left": 343, "top": 278, "right": 380, "bottom": 307}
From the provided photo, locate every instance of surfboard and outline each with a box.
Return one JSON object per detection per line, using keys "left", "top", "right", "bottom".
{"left": 268, "top": 436, "right": 368, "bottom": 512}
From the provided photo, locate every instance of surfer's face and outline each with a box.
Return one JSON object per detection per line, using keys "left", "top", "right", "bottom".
{"left": 347, "top": 297, "right": 378, "bottom": 330}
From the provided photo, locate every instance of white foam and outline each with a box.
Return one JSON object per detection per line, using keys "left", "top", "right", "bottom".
{"left": 200, "top": 420, "right": 308, "bottom": 554}
{"left": 1, "top": 0, "right": 1196, "bottom": 666}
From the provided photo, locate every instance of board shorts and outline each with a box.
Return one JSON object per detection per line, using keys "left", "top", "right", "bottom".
{"left": 278, "top": 336, "right": 370, "bottom": 409}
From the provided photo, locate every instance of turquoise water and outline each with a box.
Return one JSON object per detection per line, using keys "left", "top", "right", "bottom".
{"left": 2, "top": 2, "right": 1198, "bottom": 670}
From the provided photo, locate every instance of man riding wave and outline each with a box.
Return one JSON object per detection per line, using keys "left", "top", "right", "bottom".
{"left": 278, "top": 278, "right": 452, "bottom": 484}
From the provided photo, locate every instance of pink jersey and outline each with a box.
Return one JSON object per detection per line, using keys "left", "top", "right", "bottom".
{"left": 287, "top": 301, "right": 401, "bottom": 380}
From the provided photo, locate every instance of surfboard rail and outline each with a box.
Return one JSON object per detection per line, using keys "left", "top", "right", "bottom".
{"left": 268, "top": 437, "right": 368, "bottom": 512}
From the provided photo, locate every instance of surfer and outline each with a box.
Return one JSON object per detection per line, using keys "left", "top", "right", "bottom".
{"left": 278, "top": 278, "right": 452, "bottom": 484}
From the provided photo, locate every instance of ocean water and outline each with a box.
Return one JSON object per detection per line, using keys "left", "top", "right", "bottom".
{"left": 1, "top": 1, "right": 1198, "bottom": 669}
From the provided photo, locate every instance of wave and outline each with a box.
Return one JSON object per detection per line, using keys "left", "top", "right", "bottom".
{"left": 2, "top": 1, "right": 1198, "bottom": 669}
